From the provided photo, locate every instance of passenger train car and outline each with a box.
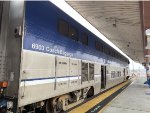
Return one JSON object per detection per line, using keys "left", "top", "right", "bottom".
{"left": 0, "top": 1, "right": 129, "bottom": 113}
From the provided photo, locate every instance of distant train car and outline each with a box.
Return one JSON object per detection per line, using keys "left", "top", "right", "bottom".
{"left": 0, "top": 1, "right": 129, "bottom": 113}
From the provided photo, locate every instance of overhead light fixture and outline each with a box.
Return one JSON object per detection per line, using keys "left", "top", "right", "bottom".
{"left": 145, "top": 54, "right": 150, "bottom": 57}
{"left": 113, "top": 18, "right": 117, "bottom": 27}
{"left": 145, "top": 28, "right": 150, "bottom": 49}
{"left": 146, "top": 29, "right": 150, "bottom": 36}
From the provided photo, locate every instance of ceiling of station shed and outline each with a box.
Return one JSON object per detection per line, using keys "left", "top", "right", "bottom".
{"left": 67, "top": 1, "right": 144, "bottom": 63}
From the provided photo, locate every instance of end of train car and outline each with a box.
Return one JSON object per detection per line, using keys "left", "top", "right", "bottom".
{"left": 0, "top": 1, "right": 130, "bottom": 113}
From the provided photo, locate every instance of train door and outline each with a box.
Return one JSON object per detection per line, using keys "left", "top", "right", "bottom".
{"left": 123, "top": 68, "right": 126, "bottom": 80}
{"left": 101, "top": 65, "right": 106, "bottom": 89}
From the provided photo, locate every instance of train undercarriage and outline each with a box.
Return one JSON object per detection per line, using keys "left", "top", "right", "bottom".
{"left": 19, "top": 87, "right": 93, "bottom": 113}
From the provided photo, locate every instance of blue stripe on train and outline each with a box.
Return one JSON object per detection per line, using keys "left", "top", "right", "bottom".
{"left": 21, "top": 75, "right": 80, "bottom": 82}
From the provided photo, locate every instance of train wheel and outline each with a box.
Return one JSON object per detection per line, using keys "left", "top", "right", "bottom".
{"left": 45, "top": 98, "right": 63, "bottom": 113}
{"left": 86, "top": 87, "right": 94, "bottom": 98}
{"left": 45, "top": 100, "right": 53, "bottom": 113}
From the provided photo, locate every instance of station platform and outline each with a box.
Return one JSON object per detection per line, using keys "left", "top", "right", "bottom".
{"left": 67, "top": 76, "right": 150, "bottom": 113}
{"left": 68, "top": 79, "right": 132, "bottom": 113}
{"left": 102, "top": 76, "right": 150, "bottom": 113}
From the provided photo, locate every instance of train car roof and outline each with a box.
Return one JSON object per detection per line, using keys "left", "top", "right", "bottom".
{"left": 49, "top": 0, "right": 129, "bottom": 61}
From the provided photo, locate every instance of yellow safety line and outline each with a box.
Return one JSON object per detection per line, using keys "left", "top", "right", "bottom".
{"left": 98, "top": 78, "right": 136, "bottom": 113}
{"left": 97, "top": 93, "right": 121, "bottom": 113}
{"left": 68, "top": 81, "right": 130, "bottom": 113}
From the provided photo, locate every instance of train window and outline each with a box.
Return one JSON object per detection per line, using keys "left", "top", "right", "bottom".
{"left": 111, "top": 71, "right": 115, "bottom": 78}
{"left": 104, "top": 47, "right": 109, "bottom": 55}
{"left": 111, "top": 50, "right": 114, "bottom": 57}
{"left": 100, "top": 43, "right": 103, "bottom": 51}
{"left": 81, "top": 33, "right": 88, "bottom": 45}
{"left": 115, "top": 53, "right": 117, "bottom": 58}
{"left": 117, "top": 71, "right": 121, "bottom": 77}
{"left": 101, "top": 45, "right": 104, "bottom": 52}
{"left": 124, "top": 59, "right": 127, "bottom": 62}
{"left": 103, "top": 46, "right": 106, "bottom": 54}
{"left": 110, "top": 49, "right": 114, "bottom": 57}
{"left": 95, "top": 41, "right": 103, "bottom": 52}
{"left": 119, "top": 55, "right": 121, "bottom": 60}
{"left": 69, "top": 25, "right": 78, "bottom": 41}
{"left": 0, "top": 2, "right": 3, "bottom": 32}
{"left": 58, "top": 19, "right": 69, "bottom": 36}
{"left": 106, "top": 48, "right": 109, "bottom": 55}
{"left": 117, "top": 53, "right": 119, "bottom": 59}
{"left": 113, "top": 51, "right": 115, "bottom": 57}
{"left": 95, "top": 41, "right": 100, "bottom": 51}
{"left": 108, "top": 48, "right": 111, "bottom": 55}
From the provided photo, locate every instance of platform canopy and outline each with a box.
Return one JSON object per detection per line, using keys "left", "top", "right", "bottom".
{"left": 67, "top": 1, "right": 146, "bottom": 63}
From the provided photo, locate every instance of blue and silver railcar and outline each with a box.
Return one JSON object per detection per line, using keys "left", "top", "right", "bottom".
{"left": 0, "top": 1, "right": 129, "bottom": 113}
